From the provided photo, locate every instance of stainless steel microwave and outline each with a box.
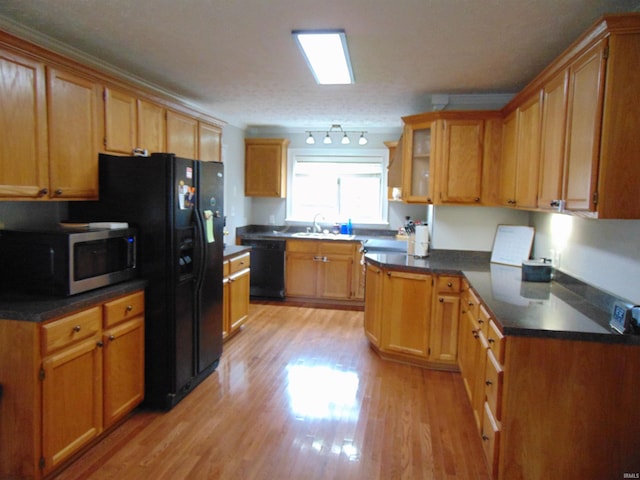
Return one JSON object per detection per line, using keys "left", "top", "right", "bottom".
{"left": 0, "top": 227, "right": 137, "bottom": 296}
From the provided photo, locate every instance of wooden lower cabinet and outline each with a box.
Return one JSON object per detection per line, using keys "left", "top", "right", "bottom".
{"left": 363, "top": 262, "right": 460, "bottom": 370}
{"left": 223, "top": 251, "right": 250, "bottom": 341}
{"left": 381, "top": 270, "right": 432, "bottom": 358}
{"left": 286, "top": 240, "right": 359, "bottom": 301}
{"left": 0, "top": 290, "right": 145, "bottom": 479}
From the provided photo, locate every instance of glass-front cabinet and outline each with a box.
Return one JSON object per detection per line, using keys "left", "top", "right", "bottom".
{"left": 402, "top": 118, "right": 434, "bottom": 203}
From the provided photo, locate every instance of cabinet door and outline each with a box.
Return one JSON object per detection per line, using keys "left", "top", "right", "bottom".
{"left": 515, "top": 92, "right": 542, "bottom": 208}
{"left": 429, "top": 292, "right": 461, "bottom": 364}
{"left": 364, "top": 263, "right": 383, "bottom": 346}
{"left": 229, "top": 268, "right": 250, "bottom": 333}
{"left": 104, "top": 87, "right": 136, "bottom": 155}
{"left": 41, "top": 337, "right": 102, "bottom": 475}
{"left": 564, "top": 40, "right": 606, "bottom": 212}
{"left": 103, "top": 316, "right": 144, "bottom": 429}
{"left": 285, "top": 252, "right": 317, "bottom": 297}
{"left": 199, "top": 121, "right": 222, "bottom": 162}
{"left": 166, "top": 110, "right": 198, "bottom": 159}
{"left": 0, "top": 49, "right": 49, "bottom": 198}
{"left": 318, "top": 254, "right": 352, "bottom": 299}
{"left": 222, "top": 276, "right": 230, "bottom": 340}
{"left": 498, "top": 111, "right": 517, "bottom": 206}
{"left": 402, "top": 122, "right": 433, "bottom": 203}
{"left": 381, "top": 271, "right": 432, "bottom": 357}
{"left": 137, "top": 99, "right": 165, "bottom": 154}
{"left": 538, "top": 70, "right": 569, "bottom": 210}
{"left": 438, "top": 119, "right": 484, "bottom": 204}
{"left": 47, "top": 68, "right": 101, "bottom": 198}
{"left": 245, "top": 139, "right": 287, "bottom": 197}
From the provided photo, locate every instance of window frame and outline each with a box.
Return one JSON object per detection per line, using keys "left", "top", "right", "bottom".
{"left": 286, "top": 147, "right": 389, "bottom": 226}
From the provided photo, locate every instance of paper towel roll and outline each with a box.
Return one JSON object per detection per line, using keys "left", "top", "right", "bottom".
{"left": 414, "top": 225, "right": 429, "bottom": 257}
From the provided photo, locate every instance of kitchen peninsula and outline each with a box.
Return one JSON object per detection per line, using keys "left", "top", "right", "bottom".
{"left": 364, "top": 251, "right": 640, "bottom": 479}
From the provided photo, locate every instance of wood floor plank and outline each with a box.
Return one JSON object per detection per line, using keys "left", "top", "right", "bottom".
{"left": 52, "top": 303, "right": 490, "bottom": 480}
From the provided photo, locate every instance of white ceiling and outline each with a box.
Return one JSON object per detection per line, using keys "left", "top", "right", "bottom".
{"left": 1, "top": 0, "right": 638, "bottom": 131}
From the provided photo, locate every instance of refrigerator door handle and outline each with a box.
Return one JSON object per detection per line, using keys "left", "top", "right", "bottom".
{"left": 194, "top": 208, "right": 207, "bottom": 293}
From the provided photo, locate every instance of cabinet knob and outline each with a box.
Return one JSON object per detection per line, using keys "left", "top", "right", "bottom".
{"left": 447, "top": 282, "right": 452, "bottom": 287}
{"left": 468, "top": 301, "right": 474, "bottom": 306}
{"left": 126, "top": 305, "right": 133, "bottom": 312}
{"left": 38, "top": 188, "right": 48, "bottom": 196}
{"left": 485, "top": 380, "right": 493, "bottom": 386}
{"left": 108, "top": 335, "right": 115, "bottom": 342}
{"left": 427, "top": 198, "right": 432, "bottom": 203}
{"left": 73, "top": 325, "right": 81, "bottom": 332}
{"left": 97, "top": 341, "right": 104, "bottom": 347}
{"left": 478, "top": 319, "right": 484, "bottom": 324}
{"left": 439, "top": 298, "right": 444, "bottom": 303}
{"left": 54, "top": 189, "right": 63, "bottom": 196}
{"left": 488, "top": 337, "right": 495, "bottom": 344}
{"left": 474, "top": 197, "right": 480, "bottom": 202}
{"left": 482, "top": 434, "right": 490, "bottom": 441}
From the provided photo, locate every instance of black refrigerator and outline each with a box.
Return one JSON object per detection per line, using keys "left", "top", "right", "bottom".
{"left": 70, "top": 153, "right": 224, "bottom": 410}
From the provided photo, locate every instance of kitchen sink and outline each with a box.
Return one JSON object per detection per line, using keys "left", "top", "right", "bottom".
{"left": 291, "top": 232, "right": 356, "bottom": 240}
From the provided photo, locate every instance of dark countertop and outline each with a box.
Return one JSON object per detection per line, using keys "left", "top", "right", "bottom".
{"left": 224, "top": 244, "right": 251, "bottom": 259}
{"left": 365, "top": 251, "right": 639, "bottom": 346}
{"left": 0, "top": 279, "right": 148, "bottom": 323}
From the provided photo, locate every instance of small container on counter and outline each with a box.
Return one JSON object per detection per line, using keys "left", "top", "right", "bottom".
{"left": 522, "top": 258, "right": 553, "bottom": 282}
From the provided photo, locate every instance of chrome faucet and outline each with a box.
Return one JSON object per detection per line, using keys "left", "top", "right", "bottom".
{"left": 312, "top": 213, "right": 324, "bottom": 233}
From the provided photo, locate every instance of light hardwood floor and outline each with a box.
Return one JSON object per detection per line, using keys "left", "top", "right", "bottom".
{"left": 53, "top": 303, "right": 490, "bottom": 480}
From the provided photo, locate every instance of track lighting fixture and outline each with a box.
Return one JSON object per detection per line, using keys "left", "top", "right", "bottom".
{"left": 304, "top": 124, "right": 368, "bottom": 146}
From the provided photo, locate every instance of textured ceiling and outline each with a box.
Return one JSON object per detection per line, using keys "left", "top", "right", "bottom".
{"left": 1, "top": 0, "right": 639, "bottom": 131}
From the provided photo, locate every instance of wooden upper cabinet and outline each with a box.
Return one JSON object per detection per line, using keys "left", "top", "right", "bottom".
{"left": 104, "top": 87, "right": 136, "bottom": 154}
{"left": 436, "top": 119, "right": 484, "bottom": 204}
{"left": 564, "top": 40, "right": 606, "bottom": 213}
{"left": 401, "top": 119, "right": 433, "bottom": 203}
{"left": 245, "top": 138, "right": 289, "bottom": 197}
{"left": 0, "top": 48, "right": 49, "bottom": 198}
{"left": 166, "top": 110, "right": 198, "bottom": 159}
{"left": 47, "top": 68, "right": 102, "bottom": 199}
{"left": 498, "top": 110, "right": 517, "bottom": 206}
{"left": 137, "top": 99, "right": 165, "bottom": 154}
{"left": 198, "top": 121, "right": 222, "bottom": 162}
{"left": 514, "top": 92, "right": 542, "bottom": 209}
{"left": 538, "top": 70, "right": 569, "bottom": 211}
{"left": 499, "top": 93, "right": 542, "bottom": 209}
{"left": 103, "top": 88, "right": 166, "bottom": 156}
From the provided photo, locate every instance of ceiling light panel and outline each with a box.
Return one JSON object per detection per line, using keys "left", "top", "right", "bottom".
{"left": 293, "top": 30, "right": 354, "bottom": 85}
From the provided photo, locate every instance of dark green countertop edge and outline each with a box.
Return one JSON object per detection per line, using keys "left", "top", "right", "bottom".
{"left": 0, "top": 279, "right": 148, "bottom": 323}
{"left": 365, "top": 250, "right": 640, "bottom": 346}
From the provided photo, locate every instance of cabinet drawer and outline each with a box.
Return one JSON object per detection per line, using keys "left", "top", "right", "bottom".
{"left": 286, "top": 239, "right": 317, "bottom": 253}
{"left": 436, "top": 275, "right": 461, "bottom": 292}
{"left": 482, "top": 401, "right": 501, "bottom": 479}
{"left": 223, "top": 260, "right": 230, "bottom": 277}
{"left": 487, "top": 320, "right": 505, "bottom": 364}
{"left": 229, "top": 252, "right": 250, "bottom": 274}
{"left": 478, "top": 303, "right": 491, "bottom": 337}
{"left": 462, "top": 287, "right": 480, "bottom": 319}
{"left": 319, "top": 241, "right": 356, "bottom": 255}
{"left": 103, "top": 291, "right": 145, "bottom": 328}
{"left": 485, "top": 349, "right": 504, "bottom": 421}
{"left": 41, "top": 306, "right": 102, "bottom": 355}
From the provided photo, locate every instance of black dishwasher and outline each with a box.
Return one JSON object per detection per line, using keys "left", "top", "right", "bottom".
{"left": 240, "top": 239, "right": 286, "bottom": 299}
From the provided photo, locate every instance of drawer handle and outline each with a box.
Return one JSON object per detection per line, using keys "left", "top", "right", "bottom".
{"left": 73, "top": 325, "right": 81, "bottom": 333}
{"left": 482, "top": 434, "right": 490, "bottom": 441}
{"left": 447, "top": 282, "right": 452, "bottom": 287}
{"left": 478, "top": 319, "right": 484, "bottom": 324}
{"left": 126, "top": 305, "right": 133, "bottom": 312}
{"left": 485, "top": 380, "right": 493, "bottom": 386}
{"left": 488, "top": 338, "right": 495, "bottom": 344}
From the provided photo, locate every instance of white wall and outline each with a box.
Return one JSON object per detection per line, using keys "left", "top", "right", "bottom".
{"left": 531, "top": 212, "right": 640, "bottom": 304}
{"left": 221, "top": 124, "right": 250, "bottom": 243}
{"left": 430, "top": 205, "right": 530, "bottom": 251}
